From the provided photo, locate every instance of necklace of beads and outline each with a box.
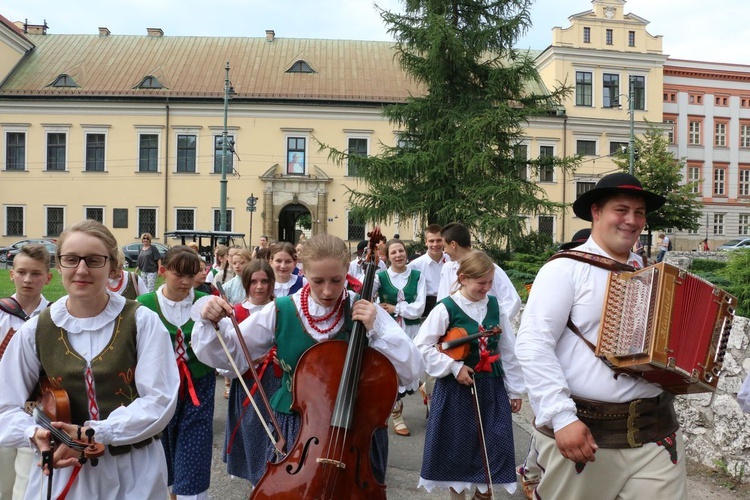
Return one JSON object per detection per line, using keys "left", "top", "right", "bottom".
{"left": 300, "top": 284, "right": 346, "bottom": 334}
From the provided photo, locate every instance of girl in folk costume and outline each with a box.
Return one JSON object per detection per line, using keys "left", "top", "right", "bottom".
{"left": 0, "top": 220, "right": 179, "bottom": 499}
{"left": 213, "top": 245, "right": 240, "bottom": 290}
{"left": 414, "top": 251, "right": 524, "bottom": 499}
{"left": 191, "top": 233, "right": 423, "bottom": 486}
{"left": 211, "top": 259, "right": 280, "bottom": 487}
{"left": 268, "top": 242, "right": 306, "bottom": 297}
{"left": 372, "top": 238, "right": 426, "bottom": 437}
{"left": 193, "top": 258, "right": 213, "bottom": 295}
{"left": 0, "top": 244, "right": 52, "bottom": 500}
{"left": 137, "top": 246, "right": 213, "bottom": 500}
{"left": 205, "top": 244, "right": 228, "bottom": 288}
{"left": 220, "top": 248, "right": 253, "bottom": 305}
{"left": 107, "top": 248, "right": 148, "bottom": 299}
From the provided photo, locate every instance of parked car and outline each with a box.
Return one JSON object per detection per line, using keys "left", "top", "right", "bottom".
{"left": 0, "top": 239, "right": 56, "bottom": 263}
{"left": 122, "top": 242, "right": 170, "bottom": 268}
{"left": 717, "top": 238, "right": 750, "bottom": 251}
{"left": 5, "top": 242, "right": 57, "bottom": 266}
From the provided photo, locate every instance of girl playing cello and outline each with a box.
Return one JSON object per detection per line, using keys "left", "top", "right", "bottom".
{"left": 191, "top": 233, "right": 422, "bottom": 489}
{"left": 414, "top": 250, "right": 524, "bottom": 499}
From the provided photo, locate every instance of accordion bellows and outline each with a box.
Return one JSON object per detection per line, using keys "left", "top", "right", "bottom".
{"left": 597, "top": 262, "right": 736, "bottom": 394}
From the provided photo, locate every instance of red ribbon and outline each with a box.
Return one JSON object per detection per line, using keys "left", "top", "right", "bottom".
{"left": 177, "top": 359, "right": 200, "bottom": 406}
{"left": 473, "top": 336, "right": 499, "bottom": 373}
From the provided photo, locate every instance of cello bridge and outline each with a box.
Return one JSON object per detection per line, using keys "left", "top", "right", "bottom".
{"left": 316, "top": 457, "right": 346, "bottom": 469}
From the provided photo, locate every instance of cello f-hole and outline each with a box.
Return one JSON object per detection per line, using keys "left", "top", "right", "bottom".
{"left": 285, "top": 436, "right": 319, "bottom": 475}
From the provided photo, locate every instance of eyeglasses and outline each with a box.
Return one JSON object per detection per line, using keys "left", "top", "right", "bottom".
{"left": 58, "top": 255, "right": 109, "bottom": 268}
{"left": 142, "top": 238, "right": 150, "bottom": 241}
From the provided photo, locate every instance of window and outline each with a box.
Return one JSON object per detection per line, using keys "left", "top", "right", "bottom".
{"left": 741, "top": 124, "right": 750, "bottom": 148}
{"left": 689, "top": 120, "right": 702, "bottom": 145}
{"left": 688, "top": 166, "right": 701, "bottom": 195}
{"left": 138, "top": 208, "right": 157, "bottom": 238}
{"left": 176, "top": 135, "right": 197, "bottom": 172}
{"left": 113, "top": 208, "right": 128, "bottom": 229}
{"left": 287, "top": 61, "right": 315, "bottom": 74}
{"left": 714, "top": 167, "right": 726, "bottom": 196}
{"left": 583, "top": 27, "right": 590, "bottom": 43}
{"left": 606, "top": 29, "right": 613, "bottom": 45}
{"left": 347, "top": 138, "right": 368, "bottom": 177}
{"left": 576, "top": 181, "right": 595, "bottom": 198}
{"left": 602, "top": 73, "right": 619, "bottom": 108}
{"left": 51, "top": 74, "right": 77, "bottom": 88}
{"left": 689, "top": 93, "right": 703, "bottom": 104}
{"left": 539, "top": 146, "right": 554, "bottom": 182}
{"left": 740, "top": 214, "right": 750, "bottom": 235}
{"left": 538, "top": 215, "right": 554, "bottom": 239}
{"left": 629, "top": 76, "right": 645, "bottom": 110}
{"left": 347, "top": 211, "right": 366, "bottom": 241}
{"left": 85, "top": 207, "right": 104, "bottom": 223}
{"left": 5, "top": 206, "right": 24, "bottom": 236}
{"left": 176, "top": 209, "right": 195, "bottom": 230}
{"left": 214, "top": 135, "right": 235, "bottom": 174}
{"left": 664, "top": 119, "right": 676, "bottom": 144}
{"left": 740, "top": 169, "right": 750, "bottom": 197}
{"left": 715, "top": 96, "right": 728, "bottom": 106}
{"left": 46, "top": 133, "right": 66, "bottom": 171}
{"left": 136, "top": 76, "right": 164, "bottom": 89}
{"left": 213, "top": 209, "right": 233, "bottom": 231}
{"left": 139, "top": 134, "right": 159, "bottom": 172}
{"left": 514, "top": 144, "right": 528, "bottom": 179}
{"left": 46, "top": 207, "right": 64, "bottom": 237}
{"left": 715, "top": 122, "right": 727, "bottom": 147}
{"left": 713, "top": 214, "right": 724, "bottom": 235}
{"left": 5, "top": 132, "right": 25, "bottom": 171}
{"left": 663, "top": 92, "right": 676, "bottom": 102}
{"left": 576, "top": 140, "right": 596, "bottom": 156}
{"left": 628, "top": 31, "right": 635, "bottom": 47}
{"left": 85, "top": 133, "right": 105, "bottom": 171}
{"left": 575, "top": 72, "right": 592, "bottom": 107}
{"left": 742, "top": 98, "right": 750, "bottom": 108}
{"left": 286, "top": 137, "right": 306, "bottom": 175}
{"left": 609, "top": 142, "right": 629, "bottom": 155}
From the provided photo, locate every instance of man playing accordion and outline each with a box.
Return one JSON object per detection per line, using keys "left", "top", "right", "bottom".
{"left": 516, "top": 173, "right": 687, "bottom": 499}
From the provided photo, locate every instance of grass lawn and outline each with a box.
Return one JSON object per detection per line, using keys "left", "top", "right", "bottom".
{"left": 0, "top": 267, "right": 162, "bottom": 302}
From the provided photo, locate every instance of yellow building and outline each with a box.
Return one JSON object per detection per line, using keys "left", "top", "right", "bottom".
{"left": 0, "top": 1, "right": 665, "bottom": 250}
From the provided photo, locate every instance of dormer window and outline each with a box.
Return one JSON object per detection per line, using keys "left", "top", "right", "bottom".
{"left": 136, "top": 76, "right": 164, "bottom": 89}
{"left": 50, "top": 74, "right": 78, "bottom": 88}
{"left": 287, "top": 60, "right": 315, "bottom": 74}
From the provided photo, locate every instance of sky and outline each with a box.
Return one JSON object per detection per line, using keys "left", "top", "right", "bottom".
{"left": 6, "top": 0, "right": 750, "bottom": 65}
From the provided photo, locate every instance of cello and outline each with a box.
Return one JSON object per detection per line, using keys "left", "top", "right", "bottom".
{"left": 251, "top": 228, "right": 398, "bottom": 500}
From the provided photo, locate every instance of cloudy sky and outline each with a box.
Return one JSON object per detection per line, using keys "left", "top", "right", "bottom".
{"left": 6, "top": 0, "right": 749, "bottom": 64}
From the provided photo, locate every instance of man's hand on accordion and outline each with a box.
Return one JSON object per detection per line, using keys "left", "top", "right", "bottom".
{"left": 554, "top": 420, "right": 598, "bottom": 464}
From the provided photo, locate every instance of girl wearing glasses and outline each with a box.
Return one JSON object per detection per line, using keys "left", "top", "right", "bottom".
{"left": 0, "top": 220, "right": 179, "bottom": 499}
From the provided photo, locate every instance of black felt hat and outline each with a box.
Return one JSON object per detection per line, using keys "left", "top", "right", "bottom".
{"left": 572, "top": 173, "right": 666, "bottom": 222}
{"left": 559, "top": 228, "right": 591, "bottom": 250}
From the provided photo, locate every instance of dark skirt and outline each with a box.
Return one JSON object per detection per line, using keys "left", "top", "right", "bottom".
{"left": 263, "top": 411, "right": 389, "bottom": 485}
{"left": 420, "top": 375, "right": 516, "bottom": 486}
{"left": 224, "top": 367, "right": 282, "bottom": 484}
{"left": 162, "top": 372, "right": 216, "bottom": 495}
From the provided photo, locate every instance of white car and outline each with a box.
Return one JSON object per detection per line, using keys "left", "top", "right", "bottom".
{"left": 717, "top": 238, "right": 750, "bottom": 251}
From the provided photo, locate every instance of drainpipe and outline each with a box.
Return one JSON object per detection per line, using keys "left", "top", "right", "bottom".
{"left": 164, "top": 101, "right": 170, "bottom": 240}
{"left": 561, "top": 113, "right": 568, "bottom": 241}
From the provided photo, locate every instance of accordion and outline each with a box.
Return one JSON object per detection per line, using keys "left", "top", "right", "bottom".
{"left": 596, "top": 262, "right": 736, "bottom": 394}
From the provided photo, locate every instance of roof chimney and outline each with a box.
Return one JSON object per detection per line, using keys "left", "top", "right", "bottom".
{"left": 147, "top": 28, "right": 164, "bottom": 37}
{"left": 265, "top": 30, "right": 275, "bottom": 42}
{"left": 99, "top": 27, "right": 110, "bottom": 36}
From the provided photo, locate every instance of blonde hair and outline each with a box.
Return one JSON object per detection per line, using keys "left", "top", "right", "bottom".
{"left": 233, "top": 248, "right": 253, "bottom": 263}
{"left": 456, "top": 250, "right": 495, "bottom": 284}
{"left": 186, "top": 241, "right": 199, "bottom": 252}
{"left": 300, "top": 233, "right": 349, "bottom": 270}
{"left": 57, "top": 220, "right": 118, "bottom": 272}
{"left": 16, "top": 244, "right": 52, "bottom": 272}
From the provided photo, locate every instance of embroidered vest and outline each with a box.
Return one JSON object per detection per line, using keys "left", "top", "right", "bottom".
{"left": 271, "top": 296, "right": 352, "bottom": 414}
{"left": 440, "top": 295, "right": 503, "bottom": 380}
{"left": 35, "top": 300, "right": 140, "bottom": 425}
{"left": 376, "top": 269, "right": 421, "bottom": 326}
{"left": 137, "top": 291, "right": 213, "bottom": 379}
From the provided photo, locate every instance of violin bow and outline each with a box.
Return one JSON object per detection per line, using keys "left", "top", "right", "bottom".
{"left": 470, "top": 378, "right": 495, "bottom": 500}
{"left": 214, "top": 282, "right": 286, "bottom": 455}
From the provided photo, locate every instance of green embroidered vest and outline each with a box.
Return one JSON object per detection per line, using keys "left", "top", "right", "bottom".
{"left": 440, "top": 295, "right": 503, "bottom": 380}
{"left": 271, "top": 296, "right": 352, "bottom": 414}
{"left": 376, "top": 269, "right": 421, "bottom": 326}
{"left": 137, "top": 291, "right": 213, "bottom": 379}
{"left": 36, "top": 300, "right": 140, "bottom": 425}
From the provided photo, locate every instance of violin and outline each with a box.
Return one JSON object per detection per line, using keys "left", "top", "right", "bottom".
{"left": 252, "top": 227, "right": 398, "bottom": 499}
{"left": 437, "top": 326, "right": 501, "bottom": 360}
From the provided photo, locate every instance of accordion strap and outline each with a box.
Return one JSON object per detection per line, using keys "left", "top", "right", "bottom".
{"left": 549, "top": 250, "right": 636, "bottom": 354}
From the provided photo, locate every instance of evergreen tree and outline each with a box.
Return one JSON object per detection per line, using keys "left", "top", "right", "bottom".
{"left": 613, "top": 122, "right": 703, "bottom": 255}
{"left": 323, "top": 0, "right": 575, "bottom": 246}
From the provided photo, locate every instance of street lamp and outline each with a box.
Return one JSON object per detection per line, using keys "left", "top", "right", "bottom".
{"left": 219, "top": 61, "right": 235, "bottom": 232}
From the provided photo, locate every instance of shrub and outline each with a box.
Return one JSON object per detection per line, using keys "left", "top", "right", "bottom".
{"left": 724, "top": 250, "right": 750, "bottom": 317}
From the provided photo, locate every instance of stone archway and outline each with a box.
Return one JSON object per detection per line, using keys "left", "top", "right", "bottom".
{"left": 278, "top": 203, "right": 310, "bottom": 243}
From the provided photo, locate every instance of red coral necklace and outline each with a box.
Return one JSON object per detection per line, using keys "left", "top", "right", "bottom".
{"left": 300, "top": 284, "right": 346, "bottom": 334}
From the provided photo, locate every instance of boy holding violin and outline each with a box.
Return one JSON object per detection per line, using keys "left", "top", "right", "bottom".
{"left": 414, "top": 250, "right": 524, "bottom": 499}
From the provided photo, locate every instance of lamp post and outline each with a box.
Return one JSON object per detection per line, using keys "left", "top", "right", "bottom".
{"left": 219, "top": 61, "right": 231, "bottom": 232}
{"left": 628, "top": 75, "right": 635, "bottom": 176}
